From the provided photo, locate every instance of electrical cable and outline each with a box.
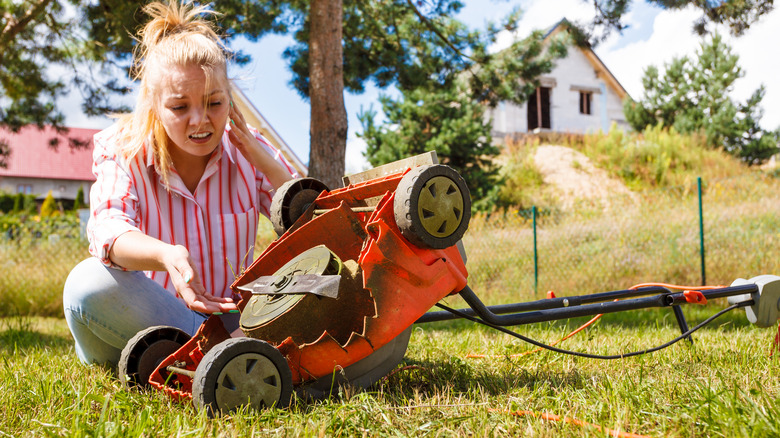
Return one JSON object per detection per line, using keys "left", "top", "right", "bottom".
{"left": 466, "top": 312, "right": 603, "bottom": 359}
{"left": 436, "top": 300, "right": 751, "bottom": 360}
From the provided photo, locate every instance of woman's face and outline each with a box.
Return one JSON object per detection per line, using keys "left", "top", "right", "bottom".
{"left": 156, "top": 63, "right": 229, "bottom": 158}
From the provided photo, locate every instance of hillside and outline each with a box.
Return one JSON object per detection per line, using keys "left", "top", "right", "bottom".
{"left": 496, "top": 127, "right": 768, "bottom": 210}
{"left": 532, "top": 145, "right": 635, "bottom": 208}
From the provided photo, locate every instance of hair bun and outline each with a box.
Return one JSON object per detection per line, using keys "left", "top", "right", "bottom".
{"left": 139, "top": 1, "right": 219, "bottom": 50}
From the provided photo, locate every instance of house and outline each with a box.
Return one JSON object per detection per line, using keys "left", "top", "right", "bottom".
{"left": 0, "top": 126, "right": 97, "bottom": 204}
{"left": 0, "top": 85, "right": 307, "bottom": 206}
{"left": 487, "top": 18, "right": 630, "bottom": 137}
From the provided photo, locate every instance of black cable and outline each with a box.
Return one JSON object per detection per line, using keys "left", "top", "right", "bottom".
{"left": 435, "top": 301, "right": 752, "bottom": 360}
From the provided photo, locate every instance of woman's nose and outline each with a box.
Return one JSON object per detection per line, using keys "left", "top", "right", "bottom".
{"left": 189, "top": 105, "right": 207, "bottom": 126}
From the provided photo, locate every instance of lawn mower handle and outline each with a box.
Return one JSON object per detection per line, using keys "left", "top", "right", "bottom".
{"left": 416, "top": 283, "right": 760, "bottom": 326}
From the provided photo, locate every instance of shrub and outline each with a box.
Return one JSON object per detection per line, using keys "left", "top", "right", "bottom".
{"left": 40, "top": 191, "right": 59, "bottom": 218}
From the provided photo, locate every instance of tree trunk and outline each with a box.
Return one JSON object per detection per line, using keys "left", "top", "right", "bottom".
{"left": 308, "top": 0, "right": 348, "bottom": 189}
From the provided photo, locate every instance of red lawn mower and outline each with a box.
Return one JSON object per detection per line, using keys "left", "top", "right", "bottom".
{"left": 117, "top": 152, "right": 780, "bottom": 415}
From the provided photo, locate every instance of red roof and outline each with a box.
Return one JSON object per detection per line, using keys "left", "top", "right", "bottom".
{"left": 0, "top": 126, "right": 99, "bottom": 181}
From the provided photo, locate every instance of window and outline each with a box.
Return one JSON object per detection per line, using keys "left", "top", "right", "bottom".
{"left": 16, "top": 184, "right": 32, "bottom": 194}
{"left": 527, "top": 87, "right": 551, "bottom": 131}
{"left": 579, "top": 91, "right": 592, "bottom": 115}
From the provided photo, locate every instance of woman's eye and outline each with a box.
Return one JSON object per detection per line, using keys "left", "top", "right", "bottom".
{"left": 209, "top": 101, "right": 222, "bottom": 107}
{"left": 170, "top": 105, "right": 186, "bottom": 111}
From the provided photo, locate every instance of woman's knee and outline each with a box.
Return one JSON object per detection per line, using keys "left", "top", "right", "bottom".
{"left": 63, "top": 258, "right": 116, "bottom": 310}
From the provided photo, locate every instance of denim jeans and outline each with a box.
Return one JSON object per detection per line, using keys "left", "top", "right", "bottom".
{"left": 62, "top": 257, "right": 207, "bottom": 367}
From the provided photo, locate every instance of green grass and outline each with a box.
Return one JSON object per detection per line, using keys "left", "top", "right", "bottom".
{"left": 3, "top": 130, "right": 780, "bottom": 435}
{"left": 2, "top": 310, "right": 779, "bottom": 437}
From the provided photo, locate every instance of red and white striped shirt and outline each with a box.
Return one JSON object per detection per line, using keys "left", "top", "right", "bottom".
{"left": 87, "top": 124, "right": 298, "bottom": 298}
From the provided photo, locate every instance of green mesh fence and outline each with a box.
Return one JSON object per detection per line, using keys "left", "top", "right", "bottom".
{"left": 3, "top": 173, "right": 780, "bottom": 316}
{"left": 463, "top": 173, "right": 780, "bottom": 304}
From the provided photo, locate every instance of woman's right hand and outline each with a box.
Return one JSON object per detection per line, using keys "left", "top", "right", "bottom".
{"left": 110, "top": 232, "right": 239, "bottom": 314}
{"left": 164, "top": 244, "right": 238, "bottom": 314}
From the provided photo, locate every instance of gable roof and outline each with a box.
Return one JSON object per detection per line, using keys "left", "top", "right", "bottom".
{"left": 544, "top": 18, "right": 629, "bottom": 100}
{"left": 0, "top": 126, "right": 97, "bottom": 181}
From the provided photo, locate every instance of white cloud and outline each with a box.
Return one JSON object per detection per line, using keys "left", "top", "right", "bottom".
{"left": 596, "top": 5, "right": 780, "bottom": 130}
{"left": 492, "top": 0, "right": 599, "bottom": 51}
{"left": 345, "top": 137, "right": 371, "bottom": 176}
{"left": 723, "top": 8, "right": 780, "bottom": 130}
{"left": 596, "top": 7, "right": 702, "bottom": 100}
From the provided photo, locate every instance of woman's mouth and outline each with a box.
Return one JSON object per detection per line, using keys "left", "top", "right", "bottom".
{"left": 189, "top": 132, "right": 212, "bottom": 144}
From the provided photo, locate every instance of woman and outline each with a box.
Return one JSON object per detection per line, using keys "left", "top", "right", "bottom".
{"left": 63, "top": 0, "right": 296, "bottom": 367}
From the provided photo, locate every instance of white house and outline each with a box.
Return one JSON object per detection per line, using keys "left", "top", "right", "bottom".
{"left": 487, "top": 18, "right": 630, "bottom": 137}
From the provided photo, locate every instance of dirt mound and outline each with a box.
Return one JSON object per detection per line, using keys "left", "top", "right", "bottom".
{"left": 533, "top": 145, "right": 635, "bottom": 208}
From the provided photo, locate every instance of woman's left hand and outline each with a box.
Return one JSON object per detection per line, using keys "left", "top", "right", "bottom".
{"left": 227, "top": 101, "right": 294, "bottom": 189}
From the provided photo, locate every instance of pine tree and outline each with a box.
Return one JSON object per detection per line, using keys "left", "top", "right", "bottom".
{"left": 624, "top": 34, "right": 779, "bottom": 165}
{"left": 73, "top": 186, "right": 86, "bottom": 211}
{"left": 360, "top": 79, "right": 500, "bottom": 210}
{"left": 12, "top": 193, "right": 23, "bottom": 214}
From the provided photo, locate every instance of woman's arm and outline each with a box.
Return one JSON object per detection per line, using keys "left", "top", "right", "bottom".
{"left": 110, "top": 231, "right": 238, "bottom": 314}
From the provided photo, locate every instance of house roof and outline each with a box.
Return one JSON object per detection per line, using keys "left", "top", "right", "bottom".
{"left": 0, "top": 126, "right": 97, "bottom": 181}
{"left": 543, "top": 18, "right": 630, "bottom": 100}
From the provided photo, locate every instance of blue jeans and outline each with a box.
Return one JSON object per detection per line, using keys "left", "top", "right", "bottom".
{"left": 63, "top": 258, "right": 207, "bottom": 367}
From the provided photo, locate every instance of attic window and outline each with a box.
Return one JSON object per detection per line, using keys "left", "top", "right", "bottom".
{"left": 579, "top": 91, "right": 592, "bottom": 115}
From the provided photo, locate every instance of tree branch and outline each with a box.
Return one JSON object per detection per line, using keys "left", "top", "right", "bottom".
{"left": 403, "top": 0, "right": 475, "bottom": 62}
{"left": 0, "top": 0, "right": 54, "bottom": 53}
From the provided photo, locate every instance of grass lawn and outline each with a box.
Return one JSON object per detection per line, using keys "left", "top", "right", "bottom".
{"left": 2, "top": 305, "right": 779, "bottom": 437}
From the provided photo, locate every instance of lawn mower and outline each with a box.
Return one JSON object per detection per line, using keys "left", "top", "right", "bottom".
{"left": 117, "top": 152, "right": 780, "bottom": 415}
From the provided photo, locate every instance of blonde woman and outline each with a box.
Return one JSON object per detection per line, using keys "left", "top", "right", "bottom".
{"left": 63, "top": 0, "right": 296, "bottom": 367}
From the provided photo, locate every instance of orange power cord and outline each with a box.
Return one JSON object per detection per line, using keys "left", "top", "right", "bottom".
{"left": 491, "top": 409, "right": 653, "bottom": 438}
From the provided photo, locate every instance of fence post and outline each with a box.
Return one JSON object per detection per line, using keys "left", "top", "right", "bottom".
{"left": 698, "top": 177, "right": 706, "bottom": 285}
{"left": 533, "top": 205, "right": 538, "bottom": 295}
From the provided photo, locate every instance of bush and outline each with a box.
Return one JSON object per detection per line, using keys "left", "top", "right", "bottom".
{"left": 40, "top": 191, "right": 59, "bottom": 218}
{"left": 0, "top": 213, "right": 82, "bottom": 242}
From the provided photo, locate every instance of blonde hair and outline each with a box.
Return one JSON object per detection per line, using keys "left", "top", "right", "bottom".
{"left": 116, "top": 0, "right": 230, "bottom": 186}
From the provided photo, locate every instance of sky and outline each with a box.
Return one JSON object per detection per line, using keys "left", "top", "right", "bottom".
{"left": 64, "top": 0, "right": 780, "bottom": 174}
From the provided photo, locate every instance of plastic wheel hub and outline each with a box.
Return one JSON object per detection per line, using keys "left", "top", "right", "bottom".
{"left": 417, "top": 175, "right": 465, "bottom": 237}
{"left": 394, "top": 164, "right": 471, "bottom": 249}
{"left": 215, "top": 352, "right": 283, "bottom": 410}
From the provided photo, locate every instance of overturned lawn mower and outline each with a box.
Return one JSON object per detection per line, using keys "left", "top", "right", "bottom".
{"left": 118, "top": 152, "right": 780, "bottom": 415}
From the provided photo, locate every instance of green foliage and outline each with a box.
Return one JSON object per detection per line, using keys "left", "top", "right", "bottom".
{"left": 12, "top": 192, "right": 22, "bottom": 213}
{"left": 0, "top": 192, "right": 14, "bottom": 213}
{"left": 357, "top": 12, "right": 569, "bottom": 211}
{"left": 577, "top": 125, "right": 714, "bottom": 189}
{"left": 495, "top": 139, "right": 546, "bottom": 209}
{"left": 0, "top": 192, "right": 35, "bottom": 214}
{"left": 624, "top": 34, "right": 779, "bottom": 165}
{"left": 39, "top": 191, "right": 58, "bottom": 218}
{"left": 73, "top": 186, "right": 86, "bottom": 211}
{"left": 359, "top": 80, "right": 501, "bottom": 211}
